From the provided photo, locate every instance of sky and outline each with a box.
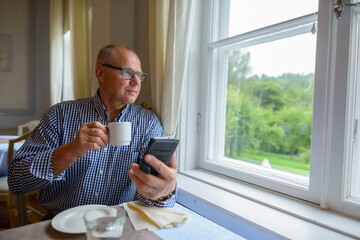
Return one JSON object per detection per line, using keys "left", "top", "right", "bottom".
{"left": 229, "top": 0, "right": 319, "bottom": 77}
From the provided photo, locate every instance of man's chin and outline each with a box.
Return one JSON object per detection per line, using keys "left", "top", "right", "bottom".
{"left": 124, "top": 98, "right": 137, "bottom": 105}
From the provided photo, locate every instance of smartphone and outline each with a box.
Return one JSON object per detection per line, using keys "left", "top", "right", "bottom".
{"left": 139, "top": 138, "right": 179, "bottom": 175}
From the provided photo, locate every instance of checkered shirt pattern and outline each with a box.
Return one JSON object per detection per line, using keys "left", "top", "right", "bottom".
{"left": 8, "top": 93, "right": 176, "bottom": 215}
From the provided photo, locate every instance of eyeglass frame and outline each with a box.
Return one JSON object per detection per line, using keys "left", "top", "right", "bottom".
{"left": 102, "top": 64, "right": 147, "bottom": 82}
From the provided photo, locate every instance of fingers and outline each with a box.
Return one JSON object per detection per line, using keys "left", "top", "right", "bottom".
{"left": 86, "top": 121, "right": 108, "bottom": 139}
{"left": 85, "top": 122, "right": 108, "bottom": 146}
{"left": 72, "top": 121, "right": 109, "bottom": 157}
{"left": 129, "top": 164, "right": 162, "bottom": 200}
{"left": 86, "top": 130, "right": 108, "bottom": 149}
{"left": 167, "top": 153, "right": 177, "bottom": 169}
{"left": 129, "top": 154, "right": 178, "bottom": 200}
{"left": 144, "top": 154, "right": 177, "bottom": 181}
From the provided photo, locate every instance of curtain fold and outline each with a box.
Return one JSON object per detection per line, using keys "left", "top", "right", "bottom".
{"left": 69, "top": 0, "right": 92, "bottom": 99}
{"left": 149, "top": 0, "right": 169, "bottom": 117}
{"left": 50, "top": 0, "right": 64, "bottom": 106}
{"left": 149, "top": 0, "right": 195, "bottom": 137}
{"left": 50, "top": 0, "right": 92, "bottom": 106}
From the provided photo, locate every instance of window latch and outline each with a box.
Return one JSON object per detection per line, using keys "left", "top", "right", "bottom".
{"left": 334, "top": 0, "right": 359, "bottom": 20}
{"left": 353, "top": 119, "right": 358, "bottom": 144}
{"left": 197, "top": 113, "right": 201, "bottom": 135}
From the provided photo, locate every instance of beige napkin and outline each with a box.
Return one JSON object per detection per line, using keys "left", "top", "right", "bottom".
{"left": 123, "top": 201, "right": 188, "bottom": 231}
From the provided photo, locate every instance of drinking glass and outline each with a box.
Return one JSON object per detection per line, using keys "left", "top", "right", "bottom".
{"left": 83, "top": 206, "right": 126, "bottom": 240}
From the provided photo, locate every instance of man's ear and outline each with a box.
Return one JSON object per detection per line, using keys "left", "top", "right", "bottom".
{"left": 96, "top": 64, "right": 104, "bottom": 83}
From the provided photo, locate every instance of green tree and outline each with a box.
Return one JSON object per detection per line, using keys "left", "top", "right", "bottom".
{"left": 227, "top": 50, "right": 252, "bottom": 89}
{"left": 226, "top": 85, "right": 260, "bottom": 156}
{"left": 276, "top": 106, "right": 312, "bottom": 156}
{"left": 225, "top": 50, "right": 254, "bottom": 157}
{"left": 254, "top": 107, "right": 283, "bottom": 152}
{"left": 253, "top": 79, "right": 286, "bottom": 111}
{"left": 225, "top": 49, "right": 314, "bottom": 168}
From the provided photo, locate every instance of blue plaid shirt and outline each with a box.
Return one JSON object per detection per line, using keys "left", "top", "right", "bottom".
{"left": 8, "top": 92, "right": 176, "bottom": 215}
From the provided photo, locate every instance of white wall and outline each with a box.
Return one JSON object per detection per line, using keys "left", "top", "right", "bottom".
{"left": 0, "top": 0, "right": 152, "bottom": 135}
{"left": 0, "top": 0, "right": 50, "bottom": 135}
{"left": 92, "top": 0, "right": 152, "bottom": 106}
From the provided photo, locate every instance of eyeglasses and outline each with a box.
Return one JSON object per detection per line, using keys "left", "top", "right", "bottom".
{"left": 102, "top": 64, "right": 147, "bottom": 82}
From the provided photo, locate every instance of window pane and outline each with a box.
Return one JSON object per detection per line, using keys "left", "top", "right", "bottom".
{"left": 350, "top": 16, "right": 360, "bottom": 201}
{"left": 228, "top": 0, "right": 318, "bottom": 37}
{"left": 352, "top": 134, "right": 360, "bottom": 198}
{"left": 224, "top": 32, "right": 316, "bottom": 177}
{"left": 63, "top": 31, "right": 74, "bottom": 101}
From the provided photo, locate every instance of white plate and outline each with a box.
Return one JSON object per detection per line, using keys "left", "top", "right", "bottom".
{"left": 51, "top": 204, "right": 109, "bottom": 234}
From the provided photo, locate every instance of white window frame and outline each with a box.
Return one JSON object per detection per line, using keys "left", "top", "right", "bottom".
{"left": 342, "top": 4, "right": 360, "bottom": 207}
{"left": 178, "top": 0, "right": 360, "bottom": 219}
{"left": 204, "top": 13, "right": 318, "bottom": 198}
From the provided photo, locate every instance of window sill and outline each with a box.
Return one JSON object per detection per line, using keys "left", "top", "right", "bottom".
{"left": 176, "top": 170, "right": 360, "bottom": 240}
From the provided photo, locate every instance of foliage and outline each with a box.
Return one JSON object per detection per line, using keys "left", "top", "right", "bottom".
{"left": 224, "top": 50, "right": 314, "bottom": 176}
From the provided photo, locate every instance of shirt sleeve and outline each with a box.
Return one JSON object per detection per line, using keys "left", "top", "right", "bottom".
{"left": 8, "top": 105, "right": 65, "bottom": 194}
{"left": 137, "top": 191, "right": 177, "bottom": 207}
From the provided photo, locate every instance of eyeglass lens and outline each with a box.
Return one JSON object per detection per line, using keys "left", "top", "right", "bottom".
{"left": 121, "top": 69, "right": 146, "bottom": 82}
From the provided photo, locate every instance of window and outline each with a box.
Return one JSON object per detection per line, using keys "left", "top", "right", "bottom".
{"left": 180, "top": 0, "right": 360, "bottom": 218}
{"left": 343, "top": 3, "right": 360, "bottom": 206}
{"left": 62, "top": 30, "right": 74, "bottom": 101}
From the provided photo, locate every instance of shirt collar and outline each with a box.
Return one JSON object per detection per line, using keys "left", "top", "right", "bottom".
{"left": 115, "top": 104, "right": 130, "bottom": 122}
{"left": 93, "top": 90, "right": 131, "bottom": 123}
{"left": 93, "top": 90, "right": 107, "bottom": 123}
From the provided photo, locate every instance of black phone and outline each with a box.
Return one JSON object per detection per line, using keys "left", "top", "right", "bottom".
{"left": 139, "top": 138, "right": 179, "bottom": 175}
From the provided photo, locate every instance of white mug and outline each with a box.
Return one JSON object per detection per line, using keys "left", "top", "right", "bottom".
{"left": 107, "top": 122, "right": 131, "bottom": 146}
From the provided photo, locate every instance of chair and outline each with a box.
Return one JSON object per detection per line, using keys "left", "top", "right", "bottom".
{"left": 141, "top": 101, "right": 153, "bottom": 111}
{"left": 0, "top": 132, "right": 30, "bottom": 227}
{"left": 0, "top": 132, "right": 44, "bottom": 227}
{"left": 17, "top": 120, "right": 40, "bottom": 136}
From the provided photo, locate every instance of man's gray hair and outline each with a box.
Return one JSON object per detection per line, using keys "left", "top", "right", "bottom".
{"left": 96, "top": 45, "right": 137, "bottom": 65}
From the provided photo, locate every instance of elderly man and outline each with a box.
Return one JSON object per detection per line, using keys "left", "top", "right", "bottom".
{"left": 8, "top": 45, "right": 177, "bottom": 218}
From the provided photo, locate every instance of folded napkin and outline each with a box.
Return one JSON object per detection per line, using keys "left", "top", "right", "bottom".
{"left": 123, "top": 201, "right": 188, "bottom": 231}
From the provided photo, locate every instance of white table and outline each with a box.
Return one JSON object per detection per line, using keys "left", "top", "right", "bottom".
{"left": 0, "top": 203, "right": 245, "bottom": 240}
{"left": 154, "top": 204, "right": 244, "bottom": 240}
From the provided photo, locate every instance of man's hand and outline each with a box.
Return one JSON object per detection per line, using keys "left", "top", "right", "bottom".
{"left": 129, "top": 153, "right": 177, "bottom": 200}
{"left": 69, "top": 121, "right": 109, "bottom": 159}
{"left": 52, "top": 121, "right": 108, "bottom": 177}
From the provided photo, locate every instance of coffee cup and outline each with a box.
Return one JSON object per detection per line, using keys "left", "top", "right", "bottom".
{"left": 108, "top": 122, "right": 131, "bottom": 146}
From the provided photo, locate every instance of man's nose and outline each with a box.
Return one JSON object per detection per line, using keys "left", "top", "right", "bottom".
{"left": 129, "top": 75, "right": 141, "bottom": 85}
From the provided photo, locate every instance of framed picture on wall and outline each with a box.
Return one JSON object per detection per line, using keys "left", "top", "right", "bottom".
{"left": 0, "top": 0, "right": 35, "bottom": 116}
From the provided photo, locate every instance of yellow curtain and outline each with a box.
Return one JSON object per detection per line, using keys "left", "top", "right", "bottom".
{"left": 50, "top": 0, "right": 64, "bottom": 105}
{"left": 50, "top": 0, "right": 92, "bottom": 105}
{"left": 149, "top": 0, "right": 169, "bottom": 117}
{"left": 149, "top": 0, "right": 195, "bottom": 137}
{"left": 69, "top": 0, "right": 92, "bottom": 99}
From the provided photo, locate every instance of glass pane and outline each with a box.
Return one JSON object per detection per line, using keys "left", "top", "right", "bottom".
{"left": 63, "top": 31, "right": 74, "bottom": 101}
{"left": 228, "top": 0, "right": 318, "bottom": 37}
{"left": 352, "top": 132, "right": 360, "bottom": 198}
{"left": 224, "top": 32, "right": 316, "bottom": 177}
{"left": 351, "top": 24, "right": 360, "bottom": 200}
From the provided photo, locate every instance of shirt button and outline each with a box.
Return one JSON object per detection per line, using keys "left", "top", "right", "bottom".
{"left": 104, "top": 147, "right": 107, "bottom": 151}
{"left": 99, "top": 170, "right": 103, "bottom": 175}
{"left": 99, "top": 117, "right": 102, "bottom": 120}
{"left": 95, "top": 192, "right": 99, "bottom": 197}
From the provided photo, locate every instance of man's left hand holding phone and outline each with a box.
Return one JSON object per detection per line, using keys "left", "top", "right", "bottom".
{"left": 128, "top": 141, "right": 178, "bottom": 201}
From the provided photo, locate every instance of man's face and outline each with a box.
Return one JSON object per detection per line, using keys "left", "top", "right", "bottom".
{"left": 97, "top": 48, "right": 142, "bottom": 108}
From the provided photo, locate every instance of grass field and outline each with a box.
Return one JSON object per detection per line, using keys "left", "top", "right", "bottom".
{"left": 229, "top": 150, "right": 310, "bottom": 176}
